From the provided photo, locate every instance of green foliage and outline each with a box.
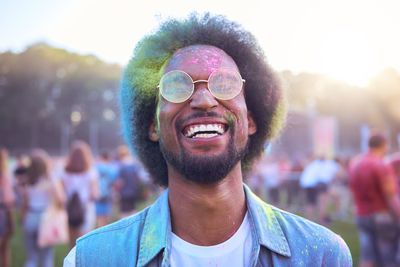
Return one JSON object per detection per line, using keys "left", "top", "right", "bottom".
{"left": 0, "top": 43, "right": 123, "bottom": 153}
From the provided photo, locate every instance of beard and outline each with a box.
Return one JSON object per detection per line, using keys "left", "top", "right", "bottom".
{"left": 159, "top": 120, "right": 248, "bottom": 184}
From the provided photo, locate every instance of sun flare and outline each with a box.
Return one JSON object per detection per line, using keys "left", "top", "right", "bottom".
{"left": 316, "top": 28, "right": 377, "bottom": 87}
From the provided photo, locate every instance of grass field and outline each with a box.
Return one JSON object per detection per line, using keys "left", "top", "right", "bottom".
{"left": 9, "top": 210, "right": 360, "bottom": 267}
{"left": 330, "top": 220, "right": 360, "bottom": 266}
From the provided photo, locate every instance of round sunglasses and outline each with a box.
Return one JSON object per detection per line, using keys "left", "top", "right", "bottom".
{"left": 157, "top": 68, "right": 245, "bottom": 103}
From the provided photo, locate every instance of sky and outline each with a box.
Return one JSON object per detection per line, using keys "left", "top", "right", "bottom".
{"left": 1, "top": 0, "right": 400, "bottom": 86}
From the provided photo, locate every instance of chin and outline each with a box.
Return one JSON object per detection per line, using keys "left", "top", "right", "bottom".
{"left": 160, "top": 136, "right": 248, "bottom": 184}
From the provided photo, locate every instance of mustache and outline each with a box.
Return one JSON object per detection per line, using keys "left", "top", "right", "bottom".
{"left": 175, "top": 112, "right": 235, "bottom": 132}
{"left": 176, "top": 112, "right": 221, "bottom": 132}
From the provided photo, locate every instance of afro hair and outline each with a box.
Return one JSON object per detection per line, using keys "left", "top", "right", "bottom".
{"left": 120, "top": 13, "right": 286, "bottom": 187}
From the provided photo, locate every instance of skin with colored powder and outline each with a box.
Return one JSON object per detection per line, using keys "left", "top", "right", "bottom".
{"left": 119, "top": 14, "right": 286, "bottom": 187}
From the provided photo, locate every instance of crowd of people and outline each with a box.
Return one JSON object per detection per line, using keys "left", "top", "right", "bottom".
{"left": 248, "top": 133, "right": 400, "bottom": 267}
{"left": 0, "top": 141, "right": 154, "bottom": 267}
{"left": 248, "top": 153, "right": 351, "bottom": 224}
{"left": 1, "top": 135, "right": 400, "bottom": 266}
{"left": 349, "top": 133, "right": 400, "bottom": 267}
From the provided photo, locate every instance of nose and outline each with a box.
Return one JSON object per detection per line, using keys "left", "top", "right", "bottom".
{"left": 189, "top": 83, "right": 218, "bottom": 111}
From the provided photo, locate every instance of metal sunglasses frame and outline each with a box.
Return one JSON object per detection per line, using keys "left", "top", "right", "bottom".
{"left": 157, "top": 68, "right": 245, "bottom": 103}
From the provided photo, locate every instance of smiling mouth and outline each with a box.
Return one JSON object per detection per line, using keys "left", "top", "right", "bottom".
{"left": 182, "top": 123, "right": 228, "bottom": 139}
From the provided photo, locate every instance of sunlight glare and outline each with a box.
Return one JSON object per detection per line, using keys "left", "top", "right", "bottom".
{"left": 317, "top": 28, "right": 377, "bottom": 86}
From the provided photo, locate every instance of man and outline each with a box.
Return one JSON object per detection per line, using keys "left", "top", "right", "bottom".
{"left": 64, "top": 13, "right": 351, "bottom": 266}
{"left": 95, "top": 151, "right": 118, "bottom": 227}
{"left": 116, "top": 156, "right": 146, "bottom": 219}
{"left": 349, "top": 133, "right": 400, "bottom": 267}
{"left": 387, "top": 151, "right": 400, "bottom": 180}
{"left": 299, "top": 156, "right": 324, "bottom": 221}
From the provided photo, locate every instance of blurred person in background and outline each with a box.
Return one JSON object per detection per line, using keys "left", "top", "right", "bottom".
{"left": 114, "top": 146, "right": 146, "bottom": 219}
{"left": 13, "top": 154, "right": 29, "bottom": 208}
{"left": 21, "top": 149, "right": 65, "bottom": 267}
{"left": 277, "top": 155, "right": 291, "bottom": 208}
{"left": 299, "top": 155, "right": 323, "bottom": 221}
{"left": 0, "top": 148, "right": 15, "bottom": 267}
{"left": 317, "top": 156, "right": 339, "bottom": 224}
{"left": 349, "top": 133, "right": 400, "bottom": 267}
{"left": 389, "top": 152, "right": 400, "bottom": 264}
{"left": 300, "top": 155, "right": 339, "bottom": 224}
{"left": 387, "top": 151, "right": 400, "bottom": 182}
{"left": 389, "top": 156, "right": 400, "bottom": 180}
{"left": 284, "top": 156, "right": 303, "bottom": 212}
{"left": 14, "top": 154, "right": 29, "bottom": 182}
{"left": 61, "top": 141, "right": 99, "bottom": 248}
{"left": 258, "top": 154, "right": 281, "bottom": 206}
{"left": 95, "top": 150, "right": 118, "bottom": 227}
{"left": 245, "top": 158, "right": 264, "bottom": 198}
{"left": 328, "top": 157, "right": 351, "bottom": 221}
{"left": 115, "top": 145, "right": 133, "bottom": 166}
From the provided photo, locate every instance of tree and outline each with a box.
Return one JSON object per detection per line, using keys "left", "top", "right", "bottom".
{"left": 0, "top": 43, "right": 123, "bottom": 154}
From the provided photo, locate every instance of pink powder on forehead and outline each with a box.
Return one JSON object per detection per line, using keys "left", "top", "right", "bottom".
{"left": 186, "top": 50, "right": 223, "bottom": 70}
{"left": 167, "top": 45, "right": 226, "bottom": 72}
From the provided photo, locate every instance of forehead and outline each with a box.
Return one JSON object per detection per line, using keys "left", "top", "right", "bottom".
{"left": 164, "top": 45, "right": 239, "bottom": 78}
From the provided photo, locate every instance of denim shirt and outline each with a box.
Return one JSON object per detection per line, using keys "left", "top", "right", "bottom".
{"left": 75, "top": 185, "right": 352, "bottom": 266}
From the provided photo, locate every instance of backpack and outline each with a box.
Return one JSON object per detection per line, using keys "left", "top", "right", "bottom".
{"left": 118, "top": 164, "right": 140, "bottom": 200}
{"left": 97, "top": 164, "right": 117, "bottom": 202}
{"left": 66, "top": 192, "right": 85, "bottom": 228}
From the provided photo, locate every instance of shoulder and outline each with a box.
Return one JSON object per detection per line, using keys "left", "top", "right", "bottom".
{"left": 78, "top": 206, "right": 149, "bottom": 243}
{"left": 271, "top": 206, "right": 352, "bottom": 266}
{"left": 245, "top": 185, "right": 352, "bottom": 266}
{"left": 76, "top": 207, "right": 150, "bottom": 266}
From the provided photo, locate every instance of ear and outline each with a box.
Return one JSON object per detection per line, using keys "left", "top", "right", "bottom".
{"left": 148, "top": 118, "right": 159, "bottom": 142}
{"left": 247, "top": 110, "right": 257, "bottom": 136}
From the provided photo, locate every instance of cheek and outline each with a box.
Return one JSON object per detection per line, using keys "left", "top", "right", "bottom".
{"left": 156, "top": 101, "right": 182, "bottom": 136}
{"left": 227, "top": 96, "right": 250, "bottom": 137}
{"left": 236, "top": 111, "right": 249, "bottom": 140}
{"left": 157, "top": 100, "right": 168, "bottom": 114}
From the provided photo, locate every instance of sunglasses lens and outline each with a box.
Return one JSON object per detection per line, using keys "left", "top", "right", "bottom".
{"left": 160, "top": 71, "right": 193, "bottom": 103}
{"left": 208, "top": 68, "right": 243, "bottom": 100}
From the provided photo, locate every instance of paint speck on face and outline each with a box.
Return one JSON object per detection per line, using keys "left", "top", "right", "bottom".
{"left": 165, "top": 45, "right": 234, "bottom": 75}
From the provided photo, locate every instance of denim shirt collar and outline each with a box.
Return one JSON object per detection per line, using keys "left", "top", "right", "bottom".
{"left": 244, "top": 185, "right": 291, "bottom": 257}
{"left": 137, "top": 190, "right": 170, "bottom": 267}
{"left": 137, "top": 184, "right": 291, "bottom": 266}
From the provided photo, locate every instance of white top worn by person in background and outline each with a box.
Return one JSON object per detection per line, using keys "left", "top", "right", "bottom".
{"left": 60, "top": 168, "right": 98, "bottom": 233}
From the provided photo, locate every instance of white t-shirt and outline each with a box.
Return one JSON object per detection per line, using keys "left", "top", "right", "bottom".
{"left": 60, "top": 168, "right": 98, "bottom": 233}
{"left": 170, "top": 212, "right": 252, "bottom": 267}
{"left": 63, "top": 213, "right": 253, "bottom": 267}
{"left": 300, "top": 159, "right": 339, "bottom": 187}
{"left": 299, "top": 159, "right": 323, "bottom": 188}
{"left": 60, "top": 168, "right": 98, "bottom": 204}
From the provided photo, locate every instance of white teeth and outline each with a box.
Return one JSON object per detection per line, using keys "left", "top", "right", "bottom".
{"left": 192, "top": 133, "right": 218, "bottom": 139}
{"left": 184, "top": 123, "right": 226, "bottom": 138}
{"left": 194, "top": 126, "right": 200, "bottom": 134}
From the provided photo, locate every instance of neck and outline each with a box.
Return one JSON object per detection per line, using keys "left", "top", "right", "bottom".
{"left": 168, "top": 162, "right": 246, "bottom": 246}
{"left": 370, "top": 148, "right": 384, "bottom": 158}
